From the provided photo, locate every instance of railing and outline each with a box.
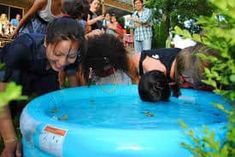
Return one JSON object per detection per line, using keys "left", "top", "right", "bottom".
{"left": 115, "top": 0, "right": 133, "bottom": 5}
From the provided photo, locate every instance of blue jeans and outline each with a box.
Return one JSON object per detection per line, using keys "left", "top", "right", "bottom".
{"left": 134, "top": 38, "right": 152, "bottom": 53}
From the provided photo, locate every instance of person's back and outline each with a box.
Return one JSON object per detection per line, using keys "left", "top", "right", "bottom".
{"left": 12, "top": 0, "right": 63, "bottom": 37}
{"left": 139, "top": 48, "right": 181, "bottom": 77}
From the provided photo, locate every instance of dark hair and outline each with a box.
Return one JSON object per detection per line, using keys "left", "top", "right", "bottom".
{"left": 174, "top": 44, "right": 217, "bottom": 87}
{"left": 83, "top": 34, "right": 129, "bottom": 81}
{"left": 134, "top": 0, "right": 143, "bottom": 4}
{"left": 46, "top": 17, "right": 86, "bottom": 59}
{"left": 88, "top": 0, "right": 100, "bottom": 4}
{"left": 63, "top": 0, "right": 90, "bottom": 19}
{"left": 138, "top": 70, "right": 171, "bottom": 102}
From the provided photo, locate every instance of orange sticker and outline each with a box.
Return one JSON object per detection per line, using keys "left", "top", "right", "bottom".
{"left": 44, "top": 125, "right": 66, "bottom": 136}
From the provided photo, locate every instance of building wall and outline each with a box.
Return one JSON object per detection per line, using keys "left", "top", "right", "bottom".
{"left": 0, "top": 0, "right": 32, "bottom": 13}
{"left": 104, "top": 0, "right": 133, "bottom": 13}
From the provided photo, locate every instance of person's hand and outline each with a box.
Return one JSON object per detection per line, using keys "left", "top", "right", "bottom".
{"left": 1, "top": 140, "right": 22, "bottom": 157}
{"left": 97, "top": 15, "right": 104, "bottom": 21}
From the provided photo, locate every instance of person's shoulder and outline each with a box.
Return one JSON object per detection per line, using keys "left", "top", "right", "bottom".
{"left": 32, "top": 0, "right": 47, "bottom": 9}
{"left": 153, "top": 48, "right": 181, "bottom": 54}
{"left": 29, "top": 33, "right": 45, "bottom": 40}
{"left": 12, "top": 33, "right": 44, "bottom": 50}
{"left": 34, "top": 0, "right": 47, "bottom": 5}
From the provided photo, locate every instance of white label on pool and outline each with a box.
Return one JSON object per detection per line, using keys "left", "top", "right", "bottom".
{"left": 39, "top": 125, "right": 67, "bottom": 157}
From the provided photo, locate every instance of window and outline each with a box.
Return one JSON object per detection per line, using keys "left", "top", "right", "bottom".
{"left": 0, "top": 3, "right": 23, "bottom": 21}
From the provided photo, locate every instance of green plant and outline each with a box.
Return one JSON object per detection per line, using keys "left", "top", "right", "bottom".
{"left": 0, "top": 82, "right": 27, "bottom": 112}
{"left": 175, "top": 0, "right": 235, "bottom": 156}
{"left": 145, "top": 0, "right": 214, "bottom": 48}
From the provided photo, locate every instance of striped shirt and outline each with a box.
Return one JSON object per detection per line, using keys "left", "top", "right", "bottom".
{"left": 132, "top": 7, "right": 153, "bottom": 41}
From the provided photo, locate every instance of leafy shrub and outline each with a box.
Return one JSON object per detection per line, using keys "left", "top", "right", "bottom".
{"left": 175, "top": 0, "right": 235, "bottom": 156}
{"left": 0, "top": 82, "right": 27, "bottom": 112}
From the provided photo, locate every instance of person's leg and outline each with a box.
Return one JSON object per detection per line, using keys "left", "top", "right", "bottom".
{"left": 142, "top": 38, "right": 152, "bottom": 51}
{"left": 134, "top": 40, "right": 142, "bottom": 53}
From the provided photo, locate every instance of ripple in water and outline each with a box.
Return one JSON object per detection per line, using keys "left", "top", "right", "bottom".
{"left": 46, "top": 94, "right": 227, "bottom": 130}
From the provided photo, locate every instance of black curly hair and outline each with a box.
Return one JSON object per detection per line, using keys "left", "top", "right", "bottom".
{"left": 138, "top": 70, "right": 171, "bottom": 102}
{"left": 82, "top": 34, "right": 129, "bottom": 81}
{"left": 63, "top": 0, "right": 90, "bottom": 19}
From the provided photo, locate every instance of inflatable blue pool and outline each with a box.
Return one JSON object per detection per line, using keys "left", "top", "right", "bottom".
{"left": 20, "top": 85, "right": 228, "bottom": 157}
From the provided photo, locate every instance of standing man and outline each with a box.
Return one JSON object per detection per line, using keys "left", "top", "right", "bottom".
{"left": 130, "top": 0, "right": 153, "bottom": 53}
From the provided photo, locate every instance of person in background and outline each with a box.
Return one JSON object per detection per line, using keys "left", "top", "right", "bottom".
{"left": 86, "top": 0, "right": 104, "bottom": 32}
{"left": 129, "top": 0, "right": 153, "bottom": 53}
{"left": 133, "top": 45, "right": 216, "bottom": 102}
{"left": 0, "top": 22, "right": 3, "bottom": 36}
{"left": 59, "top": 0, "right": 90, "bottom": 87}
{"left": 0, "top": 13, "right": 10, "bottom": 36}
{"left": 0, "top": 13, "right": 9, "bottom": 27}
{"left": 106, "top": 14, "right": 124, "bottom": 40}
{"left": 63, "top": 0, "right": 90, "bottom": 32}
{"left": 0, "top": 17, "right": 85, "bottom": 157}
{"left": 11, "top": 0, "right": 63, "bottom": 38}
{"left": 102, "top": 11, "right": 111, "bottom": 32}
{"left": 10, "top": 14, "right": 21, "bottom": 28}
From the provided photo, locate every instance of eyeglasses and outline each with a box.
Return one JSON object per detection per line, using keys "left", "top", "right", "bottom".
{"left": 179, "top": 73, "right": 207, "bottom": 89}
{"left": 179, "top": 74, "right": 195, "bottom": 88}
{"left": 53, "top": 48, "right": 81, "bottom": 60}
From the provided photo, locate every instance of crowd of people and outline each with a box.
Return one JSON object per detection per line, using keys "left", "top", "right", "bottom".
{"left": 0, "top": 13, "right": 21, "bottom": 37}
{"left": 0, "top": 0, "right": 216, "bottom": 156}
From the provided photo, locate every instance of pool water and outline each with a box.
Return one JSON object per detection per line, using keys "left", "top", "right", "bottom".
{"left": 21, "top": 85, "right": 229, "bottom": 157}
{"left": 46, "top": 94, "right": 226, "bottom": 130}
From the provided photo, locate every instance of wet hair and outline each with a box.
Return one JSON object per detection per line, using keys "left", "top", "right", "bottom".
{"left": 45, "top": 17, "right": 86, "bottom": 59}
{"left": 174, "top": 44, "right": 217, "bottom": 87}
{"left": 138, "top": 70, "right": 171, "bottom": 102}
{"left": 82, "top": 34, "right": 130, "bottom": 82}
{"left": 63, "top": 0, "right": 90, "bottom": 19}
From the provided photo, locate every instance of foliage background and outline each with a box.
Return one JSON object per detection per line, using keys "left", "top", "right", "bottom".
{"left": 145, "top": 0, "right": 213, "bottom": 48}
{"left": 174, "top": 0, "right": 235, "bottom": 156}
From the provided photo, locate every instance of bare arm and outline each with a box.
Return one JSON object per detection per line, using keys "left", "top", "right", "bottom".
{"left": 86, "top": 14, "right": 104, "bottom": 26}
{"left": 0, "top": 82, "right": 21, "bottom": 157}
{"left": 77, "top": 65, "right": 87, "bottom": 86}
{"left": 11, "top": 0, "right": 46, "bottom": 38}
{"left": 127, "top": 57, "right": 139, "bottom": 84}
